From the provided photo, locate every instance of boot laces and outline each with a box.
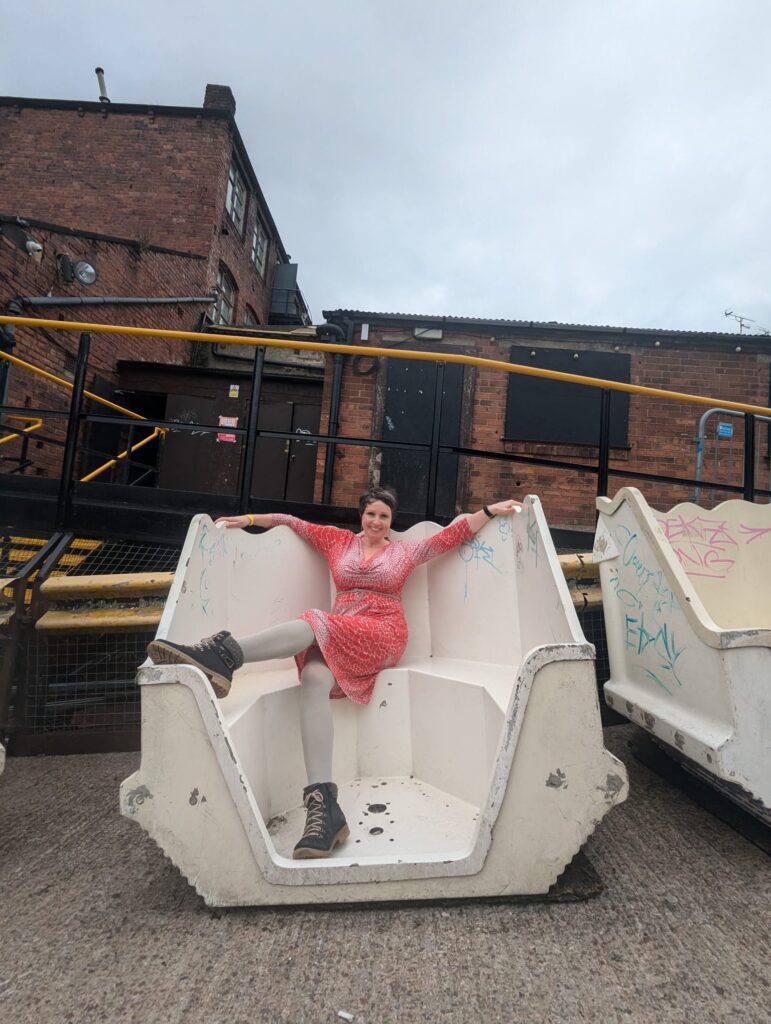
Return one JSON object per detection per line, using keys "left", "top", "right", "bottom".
{"left": 189, "top": 632, "right": 222, "bottom": 653}
{"left": 191, "top": 632, "right": 234, "bottom": 668}
{"left": 301, "top": 790, "right": 326, "bottom": 838}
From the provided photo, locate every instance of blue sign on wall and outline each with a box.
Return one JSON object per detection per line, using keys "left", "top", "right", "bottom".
{"left": 716, "top": 421, "right": 734, "bottom": 439}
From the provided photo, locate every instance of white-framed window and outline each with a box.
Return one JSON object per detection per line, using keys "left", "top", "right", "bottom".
{"left": 243, "top": 306, "right": 259, "bottom": 329}
{"left": 225, "top": 161, "right": 247, "bottom": 233}
{"left": 251, "top": 220, "right": 269, "bottom": 276}
{"left": 214, "top": 265, "right": 237, "bottom": 325}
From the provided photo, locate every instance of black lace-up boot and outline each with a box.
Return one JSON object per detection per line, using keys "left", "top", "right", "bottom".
{"left": 293, "top": 782, "right": 350, "bottom": 859}
{"left": 147, "top": 630, "right": 244, "bottom": 698}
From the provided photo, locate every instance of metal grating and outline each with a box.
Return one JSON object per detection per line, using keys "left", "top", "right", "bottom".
{"left": 575, "top": 605, "right": 624, "bottom": 725}
{"left": 57, "top": 537, "right": 182, "bottom": 576}
{"left": 576, "top": 606, "right": 610, "bottom": 685}
{"left": 18, "top": 629, "right": 153, "bottom": 734}
{"left": 8, "top": 535, "right": 182, "bottom": 746}
{"left": 0, "top": 533, "right": 51, "bottom": 578}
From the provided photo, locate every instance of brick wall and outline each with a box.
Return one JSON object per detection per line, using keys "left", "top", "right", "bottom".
{"left": 0, "top": 105, "right": 223, "bottom": 255}
{"left": 0, "top": 97, "right": 281, "bottom": 329}
{"left": 205, "top": 140, "right": 278, "bottom": 342}
{"left": 316, "top": 319, "right": 771, "bottom": 530}
{"left": 0, "top": 225, "right": 208, "bottom": 476}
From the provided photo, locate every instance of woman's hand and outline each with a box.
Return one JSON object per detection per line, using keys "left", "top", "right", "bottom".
{"left": 487, "top": 500, "right": 523, "bottom": 516}
{"left": 213, "top": 515, "right": 251, "bottom": 529}
{"left": 466, "top": 500, "right": 523, "bottom": 534}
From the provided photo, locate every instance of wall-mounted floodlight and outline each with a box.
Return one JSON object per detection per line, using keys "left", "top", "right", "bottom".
{"left": 73, "top": 260, "right": 97, "bottom": 285}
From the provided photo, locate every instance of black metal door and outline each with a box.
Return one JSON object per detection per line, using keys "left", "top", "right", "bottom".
{"left": 251, "top": 401, "right": 320, "bottom": 502}
{"left": 251, "top": 403, "right": 292, "bottom": 500}
{"left": 160, "top": 393, "right": 242, "bottom": 495}
{"left": 380, "top": 359, "right": 463, "bottom": 517}
{"left": 285, "top": 403, "right": 320, "bottom": 502}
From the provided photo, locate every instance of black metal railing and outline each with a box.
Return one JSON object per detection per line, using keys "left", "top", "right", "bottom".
{"left": 1, "top": 330, "right": 769, "bottom": 537}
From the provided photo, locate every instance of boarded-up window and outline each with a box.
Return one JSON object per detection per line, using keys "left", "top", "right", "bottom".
{"left": 504, "top": 347, "right": 630, "bottom": 446}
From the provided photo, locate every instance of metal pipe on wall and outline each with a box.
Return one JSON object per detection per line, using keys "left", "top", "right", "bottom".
{"left": 693, "top": 407, "right": 771, "bottom": 503}
{"left": 319, "top": 320, "right": 348, "bottom": 505}
{"left": 17, "top": 295, "right": 215, "bottom": 308}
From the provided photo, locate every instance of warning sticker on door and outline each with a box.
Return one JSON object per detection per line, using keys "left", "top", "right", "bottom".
{"left": 217, "top": 415, "right": 238, "bottom": 443}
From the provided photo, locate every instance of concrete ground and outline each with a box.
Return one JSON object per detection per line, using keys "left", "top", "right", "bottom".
{"left": 0, "top": 725, "right": 768, "bottom": 1024}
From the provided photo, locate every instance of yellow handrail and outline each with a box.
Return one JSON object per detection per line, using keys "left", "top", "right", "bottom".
{"left": 1, "top": 313, "right": 770, "bottom": 417}
{"left": 0, "top": 415, "right": 43, "bottom": 446}
{"left": 80, "top": 427, "right": 164, "bottom": 482}
{"left": 0, "top": 348, "right": 146, "bottom": 420}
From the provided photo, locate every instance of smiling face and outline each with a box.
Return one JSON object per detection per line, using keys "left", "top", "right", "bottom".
{"left": 360, "top": 499, "right": 393, "bottom": 542}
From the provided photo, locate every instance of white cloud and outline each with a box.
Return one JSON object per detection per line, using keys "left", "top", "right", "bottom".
{"left": 3, "top": 0, "right": 771, "bottom": 333}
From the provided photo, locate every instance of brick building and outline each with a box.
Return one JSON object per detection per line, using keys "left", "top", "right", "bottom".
{"left": 0, "top": 83, "right": 309, "bottom": 339}
{"left": 318, "top": 311, "right": 771, "bottom": 530}
{"left": 0, "top": 82, "right": 318, "bottom": 493}
{"left": 3, "top": 84, "right": 768, "bottom": 532}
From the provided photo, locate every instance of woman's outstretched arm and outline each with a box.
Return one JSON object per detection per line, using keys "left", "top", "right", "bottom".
{"left": 212, "top": 511, "right": 350, "bottom": 561}
{"left": 214, "top": 513, "right": 273, "bottom": 529}
{"left": 465, "top": 499, "right": 522, "bottom": 535}
{"left": 404, "top": 499, "right": 523, "bottom": 567}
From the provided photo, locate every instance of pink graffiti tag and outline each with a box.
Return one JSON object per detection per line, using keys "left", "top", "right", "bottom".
{"left": 739, "top": 524, "right": 771, "bottom": 544}
{"left": 657, "top": 513, "right": 771, "bottom": 579}
{"left": 657, "top": 514, "right": 736, "bottom": 578}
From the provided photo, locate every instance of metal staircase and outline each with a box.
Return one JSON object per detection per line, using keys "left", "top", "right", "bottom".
{"left": 0, "top": 532, "right": 179, "bottom": 753}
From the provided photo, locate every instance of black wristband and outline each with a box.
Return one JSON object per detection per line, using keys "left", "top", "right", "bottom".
{"left": 483, "top": 505, "right": 496, "bottom": 519}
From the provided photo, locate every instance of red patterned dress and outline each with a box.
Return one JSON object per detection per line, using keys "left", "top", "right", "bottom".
{"left": 270, "top": 514, "right": 473, "bottom": 704}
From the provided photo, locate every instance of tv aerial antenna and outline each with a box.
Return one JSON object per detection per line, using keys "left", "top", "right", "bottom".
{"left": 724, "top": 310, "right": 770, "bottom": 335}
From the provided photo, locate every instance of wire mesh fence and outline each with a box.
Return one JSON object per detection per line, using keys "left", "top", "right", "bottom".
{"left": 55, "top": 536, "right": 182, "bottom": 576}
{"left": 8, "top": 534, "right": 182, "bottom": 746}
{"left": 574, "top": 605, "right": 624, "bottom": 725}
{"left": 576, "top": 606, "right": 610, "bottom": 685}
{"left": 0, "top": 532, "right": 51, "bottom": 578}
{"left": 19, "top": 629, "right": 154, "bottom": 735}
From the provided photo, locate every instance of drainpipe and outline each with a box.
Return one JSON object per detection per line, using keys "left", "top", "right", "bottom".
{"left": 16, "top": 295, "right": 215, "bottom": 308}
{"left": 318, "top": 319, "right": 349, "bottom": 504}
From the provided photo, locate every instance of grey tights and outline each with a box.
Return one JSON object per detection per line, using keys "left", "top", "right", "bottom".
{"left": 237, "top": 620, "right": 316, "bottom": 662}
{"left": 235, "top": 620, "right": 334, "bottom": 785}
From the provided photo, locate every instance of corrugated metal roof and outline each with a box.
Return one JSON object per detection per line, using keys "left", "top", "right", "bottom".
{"left": 322, "top": 309, "right": 761, "bottom": 342}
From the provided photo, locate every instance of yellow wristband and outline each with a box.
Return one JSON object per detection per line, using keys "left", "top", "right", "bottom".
{"left": 246, "top": 513, "right": 255, "bottom": 526}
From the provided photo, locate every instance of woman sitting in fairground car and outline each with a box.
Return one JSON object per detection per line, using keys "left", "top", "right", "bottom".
{"left": 148, "top": 487, "right": 522, "bottom": 860}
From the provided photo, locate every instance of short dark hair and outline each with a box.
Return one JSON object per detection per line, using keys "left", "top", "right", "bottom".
{"left": 358, "top": 486, "right": 398, "bottom": 517}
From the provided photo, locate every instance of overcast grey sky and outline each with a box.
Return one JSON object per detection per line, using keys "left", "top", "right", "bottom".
{"left": 3, "top": 1, "right": 770, "bottom": 333}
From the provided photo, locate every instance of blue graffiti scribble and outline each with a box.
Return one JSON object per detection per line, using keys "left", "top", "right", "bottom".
{"left": 196, "top": 526, "right": 227, "bottom": 616}
{"left": 459, "top": 535, "right": 502, "bottom": 599}
{"left": 526, "top": 507, "right": 539, "bottom": 567}
{"left": 199, "top": 567, "right": 210, "bottom": 616}
{"left": 624, "top": 611, "right": 685, "bottom": 694}
{"left": 608, "top": 568, "right": 642, "bottom": 609}
{"left": 613, "top": 525, "right": 677, "bottom": 615}
{"left": 497, "top": 517, "right": 513, "bottom": 544}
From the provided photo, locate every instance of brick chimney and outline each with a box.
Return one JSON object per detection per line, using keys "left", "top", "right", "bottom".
{"left": 203, "top": 84, "right": 236, "bottom": 116}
